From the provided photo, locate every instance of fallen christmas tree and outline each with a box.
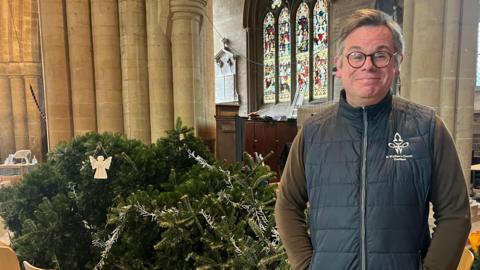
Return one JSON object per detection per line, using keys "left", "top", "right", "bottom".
{"left": 0, "top": 120, "right": 288, "bottom": 269}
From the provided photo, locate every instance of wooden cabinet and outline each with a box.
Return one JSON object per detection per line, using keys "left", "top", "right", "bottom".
{"left": 243, "top": 118, "right": 297, "bottom": 178}
{"left": 215, "top": 103, "right": 240, "bottom": 163}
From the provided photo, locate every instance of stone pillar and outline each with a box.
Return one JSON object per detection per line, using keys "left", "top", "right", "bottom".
{"left": 65, "top": 0, "right": 97, "bottom": 136}
{"left": 170, "top": 0, "right": 207, "bottom": 131}
{"left": 0, "top": 77, "right": 15, "bottom": 160}
{"left": 10, "top": 0, "right": 23, "bottom": 62}
{"left": 146, "top": 0, "right": 173, "bottom": 141}
{"left": 22, "top": 0, "right": 34, "bottom": 62}
{"left": 407, "top": 0, "right": 445, "bottom": 110}
{"left": 10, "top": 76, "right": 29, "bottom": 149}
{"left": 91, "top": 0, "right": 124, "bottom": 133}
{"left": 118, "top": 0, "right": 151, "bottom": 142}
{"left": 400, "top": 0, "right": 414, "bottom": 99}
{"left": 455, "top": 0, "right": 479, "bottom": 189}
{"left": 0, "top": 0, "right": 9, "bottom": 62}
{"left": 30, "top": 0, "right": 41, "bottom": 63}
{"left": 438, "top": 0, "right": 461, "bottom": 132}
{"left": 38, "top": 0, "right": 74, "bottom": 148}
{"left": 24, "top": 76, "right": 43, "bottom": 161}
{"left": 198, "top": 0, "right": 215, "bottom": 149}
{"left": 402, "top": 0, "right": 479, "bottom": 189}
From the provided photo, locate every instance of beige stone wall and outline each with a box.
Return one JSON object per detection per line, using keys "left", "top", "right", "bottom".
{"left": 35, "top": 0, "right": 216, "bottom": 149}
{"left": 0, "top": 0, "right": 45, "bottom": 161}
{"left": 91, "top": 0, "right": 124, "bottom": 134}
{"left": 213, "top": 0, "right": 248, "bottom": 116}
{"left": 402, "top": 0, "right": 479, "bottom": 189}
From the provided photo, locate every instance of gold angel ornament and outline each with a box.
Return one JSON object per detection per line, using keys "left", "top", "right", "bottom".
{"left": 89, "top": 155, "right": 112, "bottom": 179}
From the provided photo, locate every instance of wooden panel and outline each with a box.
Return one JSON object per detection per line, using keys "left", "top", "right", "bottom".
{"left": 240, "top": 118, "right": 297, "bottom": 180}
{"left": 263, "top": 122, "right": 277, "bottom": 172}
{"left": 215, "top": 103, "right": 240, "bottom": 163}
{"left": 216, "top": 120, "right": 236, "bottom": 162}
{"left": 244, "top": 121, "right": 256, "bottom": 156}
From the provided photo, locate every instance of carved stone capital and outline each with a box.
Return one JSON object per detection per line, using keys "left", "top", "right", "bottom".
{"left": 170, "top": 0, "right": 207, "bottom": 21}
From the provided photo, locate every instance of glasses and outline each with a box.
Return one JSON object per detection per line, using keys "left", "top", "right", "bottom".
{"left": 346, "top": 51, "right": 397, "bottom": 68}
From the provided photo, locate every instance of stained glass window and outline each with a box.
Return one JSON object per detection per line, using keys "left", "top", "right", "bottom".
{"left": 260, "top": 0, "right": 329, "bottom": 105}
{"left": 296, "top": 3, "right": 309, "bottom": 100}
{"left": 279, "top": 8, "right": 291, "bottom": 102}
{"left": 313, "top": 0, "right": 328, "bottom": 99}
{"left": 263, "top": 12, "right": 276, "bottom": 104}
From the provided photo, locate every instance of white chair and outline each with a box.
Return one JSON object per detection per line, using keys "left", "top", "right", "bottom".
{"left": 13, "top": 150, "right": 31, "bottom": 164}
{"left": 23, "top": 261, "right": 48, "bottom": 270}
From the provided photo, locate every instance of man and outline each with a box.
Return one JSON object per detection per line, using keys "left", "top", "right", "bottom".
{"left": 275, "top": 9, "right": 471, "bottom": 270}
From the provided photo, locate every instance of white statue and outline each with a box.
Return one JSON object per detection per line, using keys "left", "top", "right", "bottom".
{"left": 89, "top": 155, "right": 112, "bottom": 179}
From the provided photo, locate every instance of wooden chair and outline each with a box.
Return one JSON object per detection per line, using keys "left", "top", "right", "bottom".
{"left": 457, "top": 248, "right": 474, "bottom": 270}
{"left": 0, "top": 245, "right": 20, "bottom": 270}
{"left": 23, "top": 261, "right": 48, "bottom": 270}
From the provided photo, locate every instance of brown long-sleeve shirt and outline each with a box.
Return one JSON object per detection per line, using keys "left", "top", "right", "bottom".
{"left": 275, "top": 115, "right": 471, "bottom": 270}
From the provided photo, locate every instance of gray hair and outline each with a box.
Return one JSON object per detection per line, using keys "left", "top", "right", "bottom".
{"left": 336, "top": 9, "right": 404, "bottom": 66}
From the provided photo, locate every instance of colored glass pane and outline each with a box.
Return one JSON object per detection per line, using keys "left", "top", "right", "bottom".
{"left": 279, "top": 8, "right": 291, "bottom": 102}
{"left": 296, "top": 3, "right": 309, "bottom": 100}
{"left": 313, "top": 0, "right": 328, "bottom": 99}
{"left": 263, "top": 12, "right": 276, "bottom": 104}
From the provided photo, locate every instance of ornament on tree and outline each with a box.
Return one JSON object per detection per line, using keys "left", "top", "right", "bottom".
{"left": 89, "top": 155, "right": 112, "bottom": 179}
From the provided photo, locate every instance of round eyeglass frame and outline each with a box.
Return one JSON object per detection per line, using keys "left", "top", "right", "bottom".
{"left": 345, "top": 51, "right": 398, "bottom": 69}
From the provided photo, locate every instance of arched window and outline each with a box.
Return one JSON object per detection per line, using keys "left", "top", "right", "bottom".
{"left": 263, "top": 12, "right": 276, "bottom": 104}
{"left": 313, "top": 0, "right": 328, "bottom": 99}
{"left": 261, "top": 0, "right": 329, "bottom": 105}
{"left": 279, "top": 8, "right": 291, "bottom": 102}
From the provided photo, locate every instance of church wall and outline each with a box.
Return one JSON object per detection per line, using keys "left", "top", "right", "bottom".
{"left": 0, "top": 0, "right": 45, "bottom": 161}
{"left": 212, "top": 0, "right": 375, "bottom": 117}
{"left": 213, "top": 0, "right": 248, "bottom": 116}
{"left": 36, "top": 0, "right": 216, "bottom": 150}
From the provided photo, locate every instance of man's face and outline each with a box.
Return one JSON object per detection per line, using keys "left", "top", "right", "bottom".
{"left": 335, "top": 25, "right": 401, "bottom": 107}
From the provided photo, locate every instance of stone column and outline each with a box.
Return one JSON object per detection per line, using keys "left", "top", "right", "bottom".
{"left": 407, "top": 1, "right": 445, "bottom": 110}
{"left": 118, "top": 0, "right": 151, "bottom": 142}
{"left": 22, "top": 0, "right": 34, "bottom": 62}
{"left": 170, "top": 0, "right": 207, "bottom": 131}
{"left": 438, "top": 0, "right": 461, "bottom": 132}
{"left": 455, "top": 0, "right": 479, "bottom": 189}
{"left": 91, "top": 0, "right": 124, "bottom": 133}
{"left": 24, "top": 76, "right": 43, "bottom": 161}
{"left": 198, "top": 0, "right": 215, "bottom": 149}
{"left": 0, "top": 0, "right": 9, "bottom": 62}
{"left": 9, "top": 0, "right": 23, "bottom": 62}
{"left": 65, "top": 0, "right": 97, "bottom": 136}
{"left": 402, "top": 0, "right": 479, "bottom": 188}
{"left": 146, "top": 0, "right": 173, "bottom": 141}
{"left": 30, "top": 0, "right": 41, "bottom": 63}
{"left": 38, "top": 0, "right": 73, "bottom": 149}
{"left": 0, "top": 77, "right": 15, "bottom": 160}
{"left": 10, "top": 76, "right": 29, "bottom": 149}
{"left": 400, "top": 0, "right": 414, "bottom": 99}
